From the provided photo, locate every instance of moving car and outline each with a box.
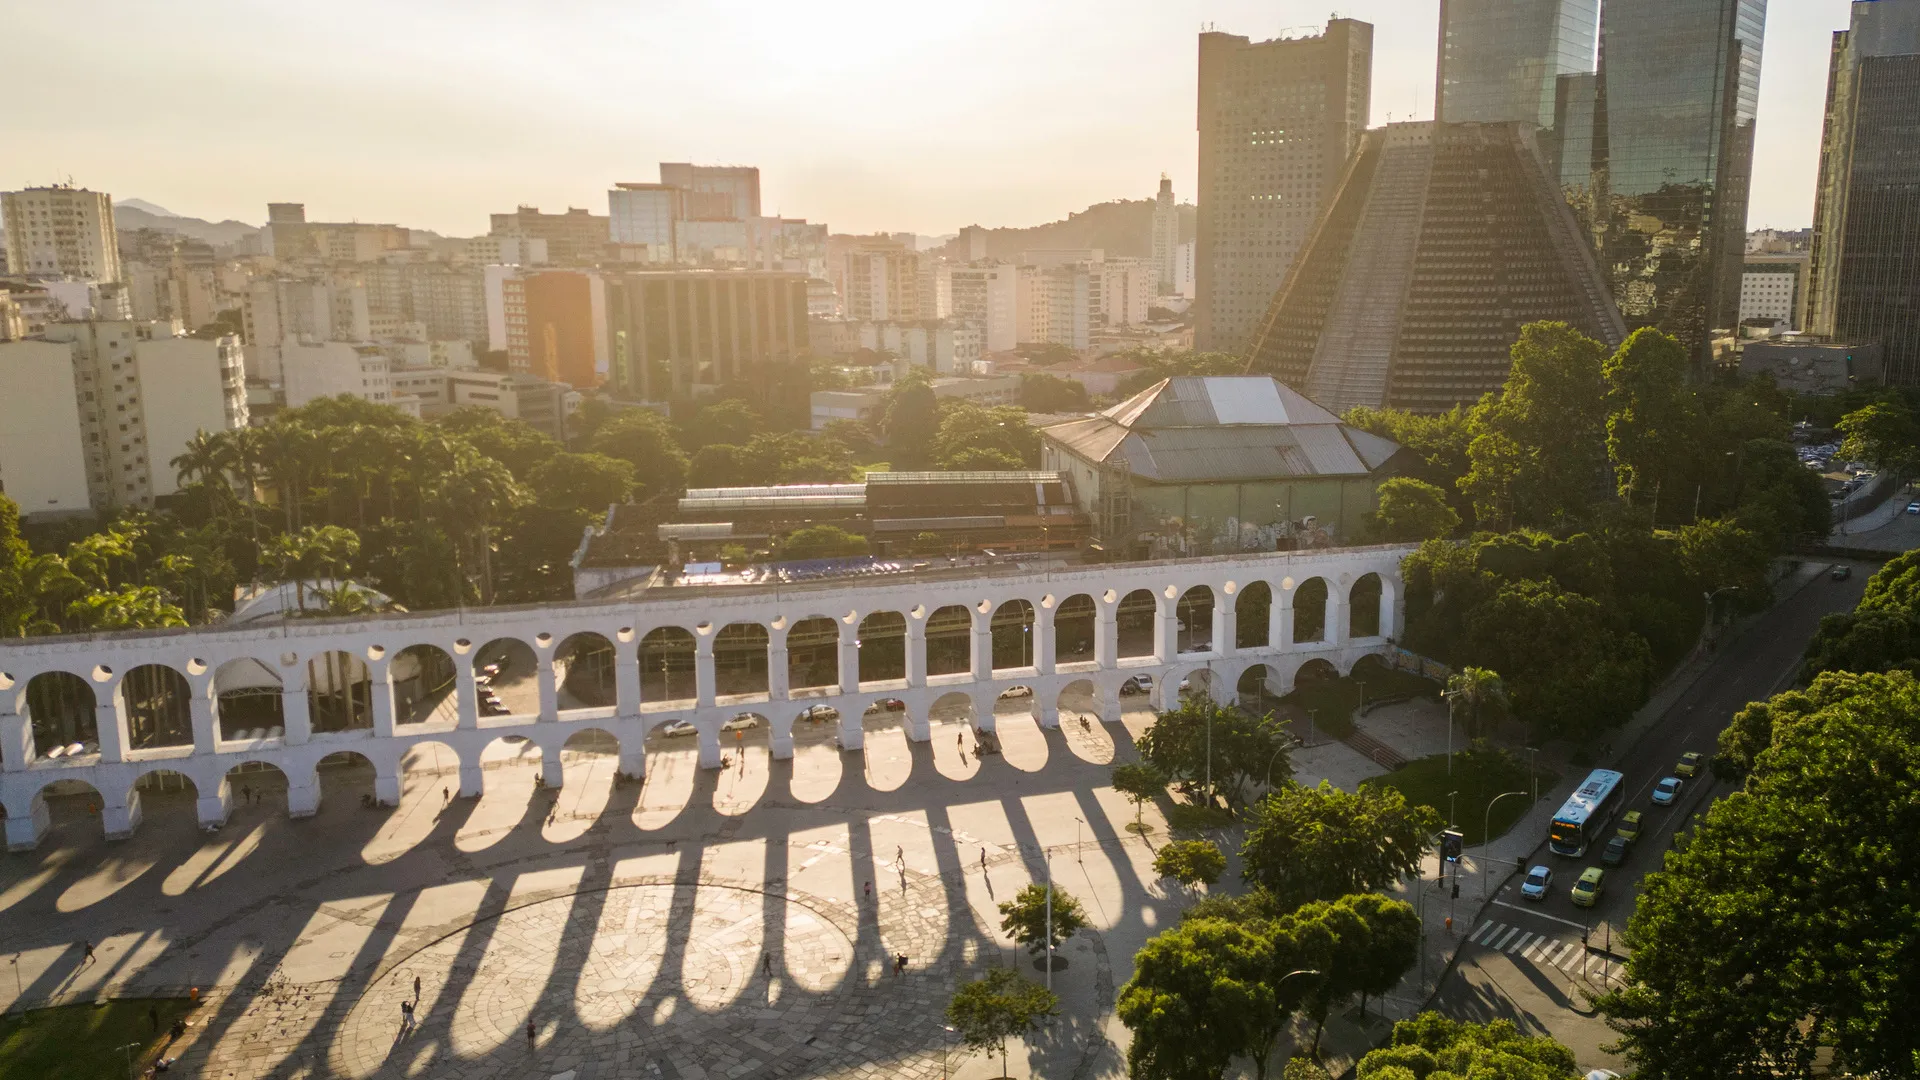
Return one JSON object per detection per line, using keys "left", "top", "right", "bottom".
{"left": 1675, "top": 751, "right": 1702, "bottom": 778}
{"left": 1652, "top": 776, "right": 1683, "bottom": 805}
{"left": 1831, "top": 565, "right": 1853, "bottom": 581}
{"left": 1601, "top": 835, "right": 1630, "bottom": 867}
{"left": 1616, "top": 810, "right": 1643, "bottom": 844}
{"left": 799, "top": 704, "right": 838, "bottom": 722}
{"left": 1907, "top": 502, "right": 1920, "bottom": 514}
{"left": 721, "top": 713, "right": 760, "bottom": 732}
{"left": 1520, "top": 865, "right": 1552, "bottom": 901}
{"left": 659, "top": 720, "right": 696, "bottom": 738}
{"left": 1570, "top": 866, "right": 1605, "bottom": 907}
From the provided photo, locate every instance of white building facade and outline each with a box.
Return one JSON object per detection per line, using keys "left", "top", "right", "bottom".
{"left": 1, "top": 186, "right": 121, "bottom": 282}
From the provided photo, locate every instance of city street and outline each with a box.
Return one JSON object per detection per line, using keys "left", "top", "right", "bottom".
{"left": 1433, "top": 559, "right": 1874, "bottom": 1069}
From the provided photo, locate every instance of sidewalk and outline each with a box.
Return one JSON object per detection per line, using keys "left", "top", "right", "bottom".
{"left": 1833, "top": 479, "right": 1910, "bottom": 536}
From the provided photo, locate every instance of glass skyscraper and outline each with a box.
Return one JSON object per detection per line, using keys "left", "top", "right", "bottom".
{"left": 1437, "top": 0, "right": 1600, "bottom": 131}
{"left": 1594, "top": 0, "right": 1768, "bottom": 363}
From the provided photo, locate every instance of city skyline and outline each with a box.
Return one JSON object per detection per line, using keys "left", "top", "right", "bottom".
{"left": 2, "top": 0, "right": 1851, "bottom": 238}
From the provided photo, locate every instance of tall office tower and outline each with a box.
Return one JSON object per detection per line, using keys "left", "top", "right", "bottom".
{"left": 1593, "top": 0, "right": 1767, "bottom": 365}
{"left": 1195, "top": 20, "right": 1372, "bottom": 353}
{"left": 1436, "top": 0, "right": 1600, "bottom": 181}
{"left": 489, "top": 206, "right": 609, "bottom": 266}
{"left": 1246, "top": 122, "right": 1625, "bottom": 415}
{"left": 657, "top": 164, "right": 761, "bottom": 221}
{"left": 1809, "top": 0, "right": 1920, "bottom": 383}
{"left": 1, "top": 186, "right": 121, "bottom": 282}
{"left": 602, "top": 270, "right": 809, "bottom": 399}
{"left": 607, "top": 183, "right": 683, "bottom": 262}
{"left": 1151, "top": 176, "right": 1179, "bottom": 294}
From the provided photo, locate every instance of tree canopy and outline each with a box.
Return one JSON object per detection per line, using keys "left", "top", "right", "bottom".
{"left": 1239, "top": 780, "right": 1441, "bottom": 909}
{"left": 1134, "top": 694, "right": 1291, "bottom": 810}
{"left": 1357, "top": 1013, "right": 1578, "bottom": 1080}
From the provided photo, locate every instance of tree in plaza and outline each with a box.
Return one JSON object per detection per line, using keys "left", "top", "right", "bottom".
{"left": 527, "top": 452, "right": 635, "bottom": 514}
{"left": 1458, "top": 579, "right": 1651, "bottom": 742}
{"left": 1019, "top": 371, "right": 1090, "bottom": 413}
{"left": 1356, "top": 1012, "right": 1578, "bottom": 1080}
{"left": 1368, "top": 477, "right": 1461, "bottom": 543}
{"left": 588, "top": 409, "right": 689, "bottom": 499}
{"left": 1835, "top": 395, "right": 1920, "bottom": 475}
{"left": 1239, "top": 780, "right": 1440, "bottom": 909}
{"left": 1337, "top": 892, "right": 1422, "bottom": 1019}
{"left": 1134, "top": 694, "right": 1291, "bottom": 810}
{"left": 1598, "top": 670, "right": 1920, "bottom": 1078}
{"left": 945, "top": 967, "right": 1059, "bottom": 1079}
{"left": 1603, "top": 328, "right": 1699, "bottom": 502}
{"left": 1444, "top": 666, "right": 1507, "bottom": 741}
{"left": 1117, "top": 916, "right": 1300, "bottom": 1080}
{"left": 1154, "top": 839, "right": 1227, "bottom": 899}
{"left": 997, "top": 883, "right": 1089, "bottom": 958}
{"left": 1111, "top": 761, "right": 1169, "bottom": 833}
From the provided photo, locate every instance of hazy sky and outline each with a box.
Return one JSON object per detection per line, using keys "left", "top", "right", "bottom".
{"left": 2, "top": 0, "right": 1854, "bottom": 237}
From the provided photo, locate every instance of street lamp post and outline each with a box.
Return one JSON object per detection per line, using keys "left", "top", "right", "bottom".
{"left": 1441, "top": 690, "right": 1458, "bottom": 775}
{"left": 1074, "top": 816, "right": 1085, "bottom": 862}
{"left": 1044, "top": 846, "right": 1054, "bottom": 995}
{"left": 942, "top": 1024, "right": 958, "bottom": 1080}
{"left": 1481, "top": 791, "right": 1528, "bottom": 899}
{"left": 118, "top": 1042, "right": 140, "bottom": 1080}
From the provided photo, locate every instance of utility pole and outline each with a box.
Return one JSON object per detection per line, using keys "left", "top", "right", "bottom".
{"left": 1044, "top": 847, "right": 1054, "bottom": 995}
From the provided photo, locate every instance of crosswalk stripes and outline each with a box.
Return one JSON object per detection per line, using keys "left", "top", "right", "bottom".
{"left": 1465, "top": 918, "right": 1622, "bottom": 982}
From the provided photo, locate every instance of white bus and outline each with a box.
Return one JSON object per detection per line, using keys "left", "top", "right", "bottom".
{"left": 1550, "top": 768, "right": 1625, "bottom": 857}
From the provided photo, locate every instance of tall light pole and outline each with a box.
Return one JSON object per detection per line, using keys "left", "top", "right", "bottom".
{"left": 119, "top": 1042, "right": 139, "bottom": 1080}
{"left": 1441, "top": 690, "right": 1458, "bottom": 775}
{"left": 1044, "top": 846, "right": 1055, "bottom": 995}
{"left": 1481, "top": 791, "right": 1528, "bottom": 899}
{"left": 1526, "top": 746, "right": 1538, "bottom": 805}
{"left": 1074, "top": 816, "right": 1085, "bottom": 862}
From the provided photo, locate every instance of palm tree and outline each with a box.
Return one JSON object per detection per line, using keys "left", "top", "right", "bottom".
{"left": 1446, "top": 666, "right": 1508, "bottom": 742}
{"left": 171, "top": 429, "right": 233, "bottom": 489}
{"left": 266, "top": 525, "right": 362, "bottom": 613}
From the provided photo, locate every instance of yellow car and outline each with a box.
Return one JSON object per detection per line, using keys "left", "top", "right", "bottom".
{"left": 1570, "top": 867, "right": 1605, "bottom": 908}
{"left": 1616, "top": 810, "right": 1643, "bottom": 844}
{"left": 1675, "top": 751, "right": 1703, "bottom": 778}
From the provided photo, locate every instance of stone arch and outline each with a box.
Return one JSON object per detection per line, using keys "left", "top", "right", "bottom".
{"left": 212, "top": 657, "right": 284, "bottom": 740}
{"left": 398, "top": 738, "right": 465, "bottom": 794}
{"left": 856, "top": 611, "right": 906, "bottom": 685}
{"left": 639, "top": 626, "right": 697, "bottom": 705}
{"left": 1175, "top": 667, "right": 1219, "bottom": 704}
{"left": 1054, "top": 593, "right": 1097, "bottom": 664}
{"left": 636, "top": 717, "right": 699, "bottom": 831}
{"left": 786, "top": 616, "right": 840, "bottom": 691}
{"left": 392, "top": 644, "right": 455, "bottom": 724}
{"left": 119, "top": 664, "right": 193, "bottom": 750}
{"left": 1236, "top": 580, "right": 1273, "bottom": 650}
{"left": 1237, "top": 664, "right": 1282, "bottom": 711}
{"left": 710, "top": 623, "right": 768, "bottom": 698}
{"left": 1349, "top": 573, "right": 1383, "bottom": 639}
{"left": 20, "top": 777, "right": 103, "bottom": 840}
{"left": 1055, "top": 678, "right": 1114, "bottom": 764}
{"left": 925, "top": 604, "right": 973, "bottom": 677}
{"left": 25, "top": 670, "right": 97, "bottom": 757}
{"left": 316, "top": 750, "right": 377, "bottom": 804}
{"left": 990, "top": 599, "right": 1036, "bottom": 672}
{"left": 1176, "top": 586, "right": 1214, "bottom": 653}
{"left": 1116, "top": 588, "right": 1155, "bottom": 659}
{"left": 1294, "top": 657, "right": 1340, "bottom": 688}
{"left": 307, "top": 650, "right": 372, "bottom": 733}
{"left": 554, "top": 631, "right": 616, "bottom": 709}
{"left": 224, "top": 759, "right": 290, "bottom": 813}
{"left": 478, "top": 733, "right": 541, "bottom": 795}
{"left": 1292, "top": 577, "right": 1329, "bottom": 644}
{"left": 130, "top": 766, "right": 199, "bottom": 803}
{"left": 561, "top": 725, "right": 620, "bottom": 760}
{"left": 474, "top": 637, "right": 538, "bottom": 717}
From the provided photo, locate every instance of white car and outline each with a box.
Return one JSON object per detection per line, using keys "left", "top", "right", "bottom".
{"left": 1520, "top": 865, "right": 1553, "bottom": 901}
{"left": 658, "top": 720, "right": 697, "bottom": 738}
{"left": 721, "top": 714, "right": 760, "bottom": 732}
{"left": 1906, "top": 502, "right": 1920, "bottom": 515}
{"left": 998, "top": 686, "right": 1033, "bottom": 699}
{"left": 1652, "top": 776, "right": 1682, "bottom": 805}
{"left": 799, "top": 704, "right": 839, "bottom": 722}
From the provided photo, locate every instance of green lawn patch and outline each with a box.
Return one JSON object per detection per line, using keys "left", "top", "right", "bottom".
{"left": 1367, "top": 747, "right": 1559, "bottom": 847}
{"left": 1279, "top": 670, "right": 1439, "bottom": 742}
{"left": 0, "top": 997, "right": 195, "bottom": 1080}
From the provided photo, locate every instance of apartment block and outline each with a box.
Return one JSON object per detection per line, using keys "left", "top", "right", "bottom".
{"left": 489, "top": 206, "right": 608, "bottom": 267}
{"left": 602, "top": 270, "right": 810, "bottom": 399}
{"left": 1, "top": 185, "right": 121, "bottom": 282}
{"left": 279, "top": 339, "right": 405, "bottom": 412}
{"left": 945, "top": 263, "right": 1019, "bottom": 353}
{"left": 0, "top": 339, "right": 90, "bottom": 518}
{"left": 500, "top": 270, "right": 608, "bottom": 388}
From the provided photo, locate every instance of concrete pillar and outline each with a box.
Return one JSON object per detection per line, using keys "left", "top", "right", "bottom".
{"left": 454, "top": 659, "right": 480, "bottom": 731}
{"left": 904, "top": 710, "right": 931, "bottom": 742}
{"left": 768, "top": 642, "right": 791, "bottom": 700}
{"left": 95, "top": 693, "right": 130, "bottom": 762}
{"left": 695, "top": 636, "right": 716, "bottom": 708}
{"left": 540, "top": 753, "right": 565, "bottom": 790}
{"left": 537, "top": 654, "right": 560, "bottom": 721}
{"left": 458, "top": 759, "right": 484, "bottom": 798}
{"left": 373, "top": 762, "right": 401, "bottom": 806}
{"left": 1154, "top": 593, "right": 1178, "bottom": 662}
{"left": 618, "top": 734, "right": 647, "bottom": 779}
{"left": 696, "top": 724, "right": 723, "bottom": 768}
{"left": 1215, "top": 592, "right": 1237, "bottom": 657}
{"left": 615, "top": 650, "right": 642, "bottom": 717}
{"left": 1329, "top": 589, "right": 1350, "bottom": 647}
{"left": 103, "top": 788, "right": 143, "bottom": 839}
{"left": 196, "top": 779, "right": 231, "bottom": 829}
{"left": 837, "top": 621, "right": 860, "bottom": 694}
{"left": 1096, "top": 603, "right": 1118, "bottom": 668}
{"left": 1101, "top": 697, "right": 1123, "bottom": 726}
{"left": 1034, "top": 603, "right": 1056, "bottom": 674}
{"left": 837, "top": 709, "right": 865, "bottom": 751}
{"left": 1276, "top": 589, "right": 1295, "bottom": 650}
{"left": 286, "top": 776, "right": 320, "bottom": 817}
{"left": 973, "top": 691, "right": 998, "bottom": 733}
{"left": 1036, "top": 697, "right": 1060, "bottom": 729}
{"left": 5, "top": 797, "right": 49, "bottom": 850}
{"left": 770, "top": 719, "right": 795, "bottom": 759}
{"left": 906, "top": 620, "right": 928, "bottom": 688}
{"left": 189, "top": 688, "right": 217, "bottom": 755}
{"left": 970, "top": 610, "right": 993, "bottom": 681}
{"left": 1380, "top": 578, "right": 1400, "bottom": 640}
{"left": 281, "top": 668, "right": 312, "bottom": 746}
{"left": 370, "top": 664, "right": 396, "bottom": 738}
{"left": 1, "top": 702, "right": 33, "bottom": 771}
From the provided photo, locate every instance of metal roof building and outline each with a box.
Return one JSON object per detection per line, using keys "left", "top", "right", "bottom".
{"left": 1040, "top": 376, "right": 1409, "bottom": 558}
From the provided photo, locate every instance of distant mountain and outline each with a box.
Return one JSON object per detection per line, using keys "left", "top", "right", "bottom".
{"left": 938, "top": 199, "right": 1197, "bottom": 263}
{"left": 114, "top": 198, "right": 178, "bottom": 217}
{"left": 113, "top": 203, "right": 261, "bottom": 251}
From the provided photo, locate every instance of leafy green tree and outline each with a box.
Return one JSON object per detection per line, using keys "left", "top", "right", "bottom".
{"left": 932, "top": 403, "right": 1040, "bottom": 470}
{"left": 1240, "top": 781, "right": 1440, "bottom": 908}
{"left": 1019, "top": 371, "right": 1090, "bottom": 413}
{"left": 1604, "top": 328, "right": 1698, "bottom": 501}
{"left": 432, "top": 407, "right": 559, "bottom": 480}
{"left": 679, "top": 399, "right": 763, "bottom": 452}
{"left": 689, "top": 444, "right": 750, "bottom": 488}
{"left": 778, "top": 524, "right": 868, "bottom": 559}
{"left": 946, "top": 968, "right": 1058, "bottom": 1079}
{"left": 1343, "top": 406, "right": 1473, "bottom": 506}
{"left": 1676, "top": 515, "right": 1770, "bottom": 605}
{"left": 1369, "top": 477, "right": 1461, "bottom": 542}
{"left": 1357, "top": 1013, "right": 1578, "bottom": 1080}
{"left": 1459, "top": 579, "right": 1651, "bottom": 742}
{"left": 1339, "top": 892, "right": 1422, "bottom": 1018}
{"left": 1135, "top": 694, "right": 1290, "bottom": 809}
{"left": 1598, "top": 670, "right": 1920, "bottom": 1078}
{"left": 529, "top": 452, "right": 635, "bottom": 513}
{"left": 1118, "top": 916, "right": 1297, "bottom": 1080}
{"left": 1460, "top": 322, "right": 1610, "bottom": 530}
{"left": 264, "top": 524, "right": 361, "bottom": 610}
{"left": 1111, "top": 761, "right": 1168, "bottom": 831}
{"left": 65, "top": 586, "right": 187, "bottom": 630}
{"left": 589, "top": 409, "right": 688, "bottom": 499}
{"left": 880, "top": 371, "right": 939, "bottom": 463}
{"left": 997, "top": 883, "right": 1088, "bottom": 957}
{"left": 1836, "top": 396, "right": 1919, "bottom": 474}
{"left": 1154, "top": 839, "right": 1227, "bottom": 898}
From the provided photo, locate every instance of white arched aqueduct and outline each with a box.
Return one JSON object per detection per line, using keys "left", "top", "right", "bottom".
{"left": 0, "top": 544, "right": 1413, "bottom": 849}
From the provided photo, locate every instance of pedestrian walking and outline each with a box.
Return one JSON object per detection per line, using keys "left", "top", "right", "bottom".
{"left": 980, "top": 848, "right": 987, "bottom": 871}
{"left": 526, "top": 1018, "right": 537, "bottom": 1050}
{"left": 957, "top": 731, "right": 964, "bottom": 751}
{"left": 413, "top": 974, "right": 421, "bottom": 1000}
{"left": 399, "top": 1000, "right": 412, "bottom": 1031}
{"left": 762, "top": 954, "right": 773, "bottom": 978}
{"left": 149, "top": 1004, "right": 159, "bottom": 1032}
{"left": 863, "top": 880, "right": 871, "bottom": 901}
{"left": 241, "top": 784, "right": 251, "bottom": 805}
{"left": 442, "top": 787, "right": 450, "bottom": 807}
{"left": 81, "top": 940, "right": 94, "bottom": 965}
{"left": 895, "top": 844, "right": 903, "bottom": 865}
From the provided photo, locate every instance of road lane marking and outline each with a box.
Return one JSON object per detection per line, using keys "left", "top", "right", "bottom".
{"left": 1506, "top": 932, "right": 1536, "bottom": 955}
{"left": 1493, "top": 927, "right": 1522, "bottom": 950}
{"left": 1470, "top": 921, "right": 1499, "bottom": 944}
{"left": 1490, "top": 899, "right": 1591, "bottom": 930}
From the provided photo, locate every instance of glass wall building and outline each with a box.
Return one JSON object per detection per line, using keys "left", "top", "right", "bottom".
{"left": 1437, "top": 0, "right": 1600, "bottom": 131}
{"left": 1809, "top": 0, "right": 1920, "bottom": 385}
{"left": 1594, "top": 0, "right": 1768, "bottom": 364}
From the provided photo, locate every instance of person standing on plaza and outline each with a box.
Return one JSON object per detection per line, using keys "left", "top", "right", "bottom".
{"left": 413, "top": 974, "right": 421, "bottom": 1001}
{"left": 526, "top": 1018, "right": 537, "bottom": 1051}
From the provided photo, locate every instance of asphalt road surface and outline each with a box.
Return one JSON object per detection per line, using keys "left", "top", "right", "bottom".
{"left": 1433, "top": 560, "right": 1875, "bottom": 1071}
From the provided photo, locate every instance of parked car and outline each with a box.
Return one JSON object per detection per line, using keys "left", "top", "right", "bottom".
{"left": 1570, "top": 866, "right": 1605, "bottom": 908}
{"left": 1616, "top": 810, "right": 1643, "bottom": 845}
{"left": 658, "top": 720, "right": 697, "bottom": 738}
{"left": 879, "top": 698, "right": 906, "bottom": 711}
{"left": 1675, "top": 751, "right": 1703, "bottom": 778}
{"left": 798, "top": 704, "right": 839, "bottom": 722}
{"left": 1652, "top": 776, "right": 1683, "bottom": 805}
{"left": 1520, "top": 865, "right": 1552, "bottom": 901}
{"left": 1601, "top": 835, "right": 1630, "bottom": 867}
{"left": 1907, "top": 502, "right": 1920, "bottom": 515}
{"left": 721, "top": 713, "right": 760, "bottom": 732}
{"left": 1120, "top": 675, "right": 1153, "bottom": 696}
{"left": 998, "top": 686, "right": 1033, "bottom": 699}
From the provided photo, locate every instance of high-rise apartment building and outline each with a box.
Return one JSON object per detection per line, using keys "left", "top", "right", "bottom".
{"left": 608, "top": 183, "right": 683, "bottom": 262}
{"left": 602, "top": 270, "right": 810, "bottom": 399}
{"left": 1195, "top": 20, "right": 1372, "bottom": 352}
{"left": 1246, "top": 122, "right": 1625, "bottom": 415}
{"left": 834, "top": 239, "right": 929, "bottom": 322}
{"left": 1809, "top": 0, "right": 1920, "bottom": 384}
{"left": 501, "top": 270, "right": 608, "bottom": 388}
{"left": 1592, "top": 0, "right": 1767, "bottom": 363}
{"left": 1151, "top": 176, "right": 1179, "bottom": 294}
{"left": 1, "top": 186, "right": 121, "bottom": 282}
{"left": 263, "top": 203, "right": 409, "bottom": 263}
{"left": 406, "top": 265, "right": 489, "bottom": 343}
{"left": 489, "top": 206, "right": 609, "bottom": 266}
{"left": 946, "top": 264, "right": 1019, "bottom": 353}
